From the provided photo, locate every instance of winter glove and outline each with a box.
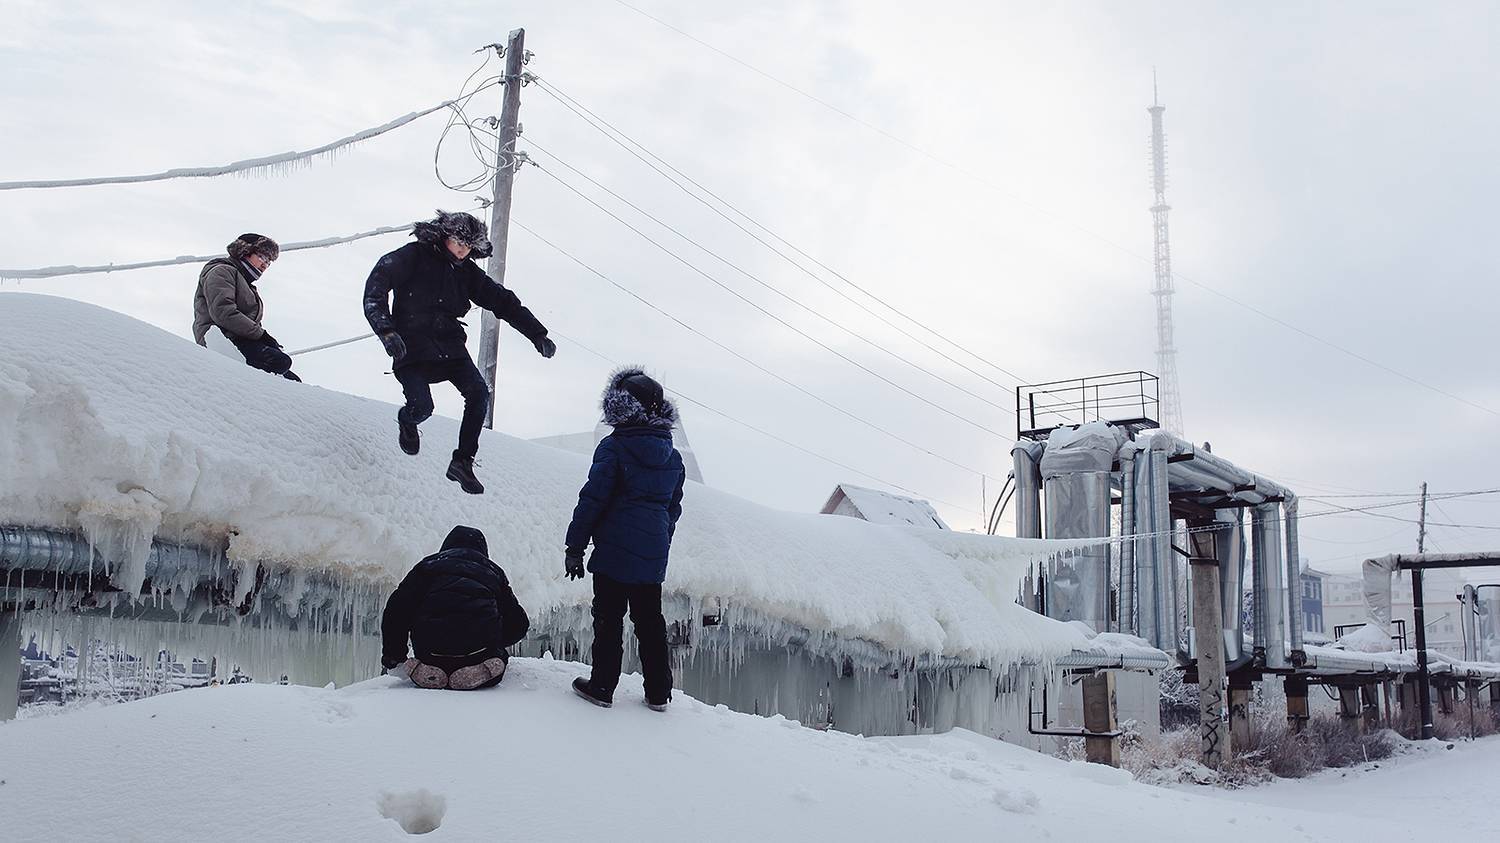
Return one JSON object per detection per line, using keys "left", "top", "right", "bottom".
{"left": 564, "top": 548, "right": 586, "bottom": 580}
{"left": 533, "top": 336, "right": 557, "bottom": 359}
{"left": 381, "top": 653, "right": 405, "bottom": 671}
{"left": 259, "top": 330, "right": 282, "bottom": 349}
{"left": 378, "top": 331, "right": 407, "bottom": 361}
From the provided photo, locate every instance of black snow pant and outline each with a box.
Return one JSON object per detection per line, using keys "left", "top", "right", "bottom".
{"left": 232, "top": 336, "right": 301, "bottom": 382}
{"left": 394, "top": 358, "right": 490, "bottom": 460}
{"left": 589, "top": 573, "right": 672, "bottom": 702}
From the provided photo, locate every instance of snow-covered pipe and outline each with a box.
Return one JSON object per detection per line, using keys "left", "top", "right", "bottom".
{"left": 1215, "top": 510, "right": 1248, "bottom": 667}
{"left": 1011, "top": 442, "right": 1044, "bottom": 612}
{"left": 1010, "top": 442, "right": 1044, "bottom": 540}
{"left": 1128, "top": 437, "right": 1179, "bottom": 654}
{"left": 1118, "top": 448, "right": 1137, "bottom": 638}
{"left": 0, "top": 526, "right": 225, "bottom": 585}
{"left": 1283, "top": 496, "right": 1304, "bottom": 656}
{"left": 1251, "top": 503, "right": 1287, "bottom": 669}
{"left": 1039, "top": 425, "right": 1121, "bottom": 633}
{"left": 1462, "top": 585, "right": 1480, "bottom": 662}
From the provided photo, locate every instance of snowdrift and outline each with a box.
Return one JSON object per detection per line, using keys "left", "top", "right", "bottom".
{"left": 0, "top": 657, "right": 1452, "bottom": 841}
{"left": 0, "top": 293, "right": 1096, "bottom": 665}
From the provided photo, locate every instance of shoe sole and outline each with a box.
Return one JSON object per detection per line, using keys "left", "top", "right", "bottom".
{"left": 573, "top": 682, "right": 613, "bottom": 708}
{"left": 398, "top": 424, "right": 419, "bottom": 456}
{"left": 644, "top": 701, "right": 669, "bottom": 712}
{"left": 445, "top": 466, "right": 484, "bottom": 495}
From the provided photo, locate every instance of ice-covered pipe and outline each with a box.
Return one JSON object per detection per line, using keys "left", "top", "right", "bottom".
{"left": 1251, "top": 503, "right": 1287, "bottom": 669}
{"left": 1039, "top": 424, "right": 1121, "bottom": 633}
{"left": 1283, "top": 496, "right": 1304, "bottom": 656}
{"left": 1215, "top": 510, "right": 1247, "bottom": 666}
{"left": 0, "top": 526, "right": 225, "bottom": 585}
{"left": 1118, "top": 448, "right": 1137, "bottom": 638}
{"left": 1011, "top": 442, "right": 1044, "bottom": 540}
{"left": 1126, "top": 436, "right": 1179, "bottom": 653}
{"left": 1011, "top": 441, "right": 1044, "bottom": 612}
{"left": 1462, "top": 584, "right": 1480, "bottom": 662}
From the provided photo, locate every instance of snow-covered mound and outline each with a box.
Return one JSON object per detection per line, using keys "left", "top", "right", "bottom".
{"left": 0, "top": 293, "right": 1088, "bottom": 664}
{"left": 0, "top": 657, "right": 1461, "bottom": 842}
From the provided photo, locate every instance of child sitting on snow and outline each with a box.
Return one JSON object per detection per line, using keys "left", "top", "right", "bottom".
{"left": 564, "top": 367, "right": 687, "bottom": 711}
{"left": 381, "top": 525, "right": 529, "bottom": 690}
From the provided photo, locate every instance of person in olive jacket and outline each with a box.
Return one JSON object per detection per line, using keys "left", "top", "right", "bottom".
{"left": 192, "top": 233, "right": 301, "bottom": 381}
{"left": 363, "top": 211, "right": 556, "bottom": 494}
{"left": 381, "top": 525, "right": 529, "bottom": 691}
{"left": 565, "top": 367, "right": 686, "bottom": 711}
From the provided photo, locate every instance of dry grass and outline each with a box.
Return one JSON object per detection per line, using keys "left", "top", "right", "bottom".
{"left": 1123, "top": 713, "right": 1402, "bottom": 787}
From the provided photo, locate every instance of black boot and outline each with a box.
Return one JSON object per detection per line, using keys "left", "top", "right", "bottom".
{"left": 398, "top": 420, "right": 420, "bottom": 456}
{"left": 446, "top": 453, "right": 484, "bottom": 494}
{"left": 572, "top": 677, "right": 613, "bottom": 708}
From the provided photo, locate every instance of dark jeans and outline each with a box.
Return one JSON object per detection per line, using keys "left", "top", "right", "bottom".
{"left": 232, "top": 336, "right": 301, "bottom": 381}
{"left": 394, "top": 358, "right": 489, "bottom": 459}
{"left": 590, "top": 573, "right": 672, "bottom": 701}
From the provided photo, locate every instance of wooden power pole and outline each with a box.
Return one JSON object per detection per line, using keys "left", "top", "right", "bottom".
{"left": 1417, "top": 481, "right": 1429, "bottom": 553}
{"left": 478, "top": 27, "right": 527, "bottom": 429}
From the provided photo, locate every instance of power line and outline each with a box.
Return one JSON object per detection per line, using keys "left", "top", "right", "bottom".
{"left": 610, "top": 1, "right": 1500, "bottom": 420}
{"left": 524, "top": 162, "right": 1014, "bottom": 438}
{"left": 529, "top": 77, "right": 1028, "bottom": 387}
{"left": 512, "top": 219, "right": 995, "bottom": 476}
{"left": 1, "top": 224, "right": 414, "bottom": 281}
{"left": 544, "top": 328, "right": 983, "bottom": 516}
{"left": 0, "top": 84, "right": 501, "bottom": 191}
{"left": 525, "top": 144, "right": 1016, "bottom": 418}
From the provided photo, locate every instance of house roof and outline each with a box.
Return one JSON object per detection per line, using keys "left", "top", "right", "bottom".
{"left": 821, "top": 484, "right": 949, "bottom": 530}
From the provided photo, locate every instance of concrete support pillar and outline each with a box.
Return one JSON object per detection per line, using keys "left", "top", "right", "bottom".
{"left": 1285, "top": 675, "right": 1310, "bottom": 733}
{"left": 1361, "top": 684, "right": 1380, "bottom": 732}
{"left": 1338, "top": 686, "right": 1363, "bottom": 734}
{"left": 1190, "top": 554, "right": 1226, "bottom": 769}
{"left": 1082, "top": 672, "right": 1120, "bottom": 767}
{"left": 1, "top": 612, "right": 20, "bottom": 721}
{"left": 1438, "top": 684, "right": 1455, "bottom": 716}
{"left": 1490, "top": 681, "right": 1500, "bottom": 721}
{"left": 1228, "top": 674, "right": 1253, "bottom": 755}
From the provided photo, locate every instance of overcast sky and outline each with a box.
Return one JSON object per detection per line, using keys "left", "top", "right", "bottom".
{"left": 2, "top": 1, "right": 1496, "bottom": 575}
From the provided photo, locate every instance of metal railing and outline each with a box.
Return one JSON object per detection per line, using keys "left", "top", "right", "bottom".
{"left": 1016, "top": 371, "right": 1161, "bottom": 440}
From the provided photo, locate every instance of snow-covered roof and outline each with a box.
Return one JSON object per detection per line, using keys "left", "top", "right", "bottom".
{"left": 0, "top": 294, "right": 1106, "bottom": 666}
{"left": 821, "top": 484, "right": 949, "bottom": 530}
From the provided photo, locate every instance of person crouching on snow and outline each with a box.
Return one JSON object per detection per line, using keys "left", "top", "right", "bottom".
{"left": 381, "top": 525, "right": 530, "bottom": 690}
{"left": 565, "top": 368, "right": 687, "bottom": 711}
{"left": 362, "top": 210, "right": 557, "bottom": 495}
{"left": 192, "top": 233, "right": 302, "bottom": 382}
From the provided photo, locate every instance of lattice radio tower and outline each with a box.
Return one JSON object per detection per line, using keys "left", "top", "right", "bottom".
{"left": 1148, "top": 72, "right": 1184, "bottom": 434}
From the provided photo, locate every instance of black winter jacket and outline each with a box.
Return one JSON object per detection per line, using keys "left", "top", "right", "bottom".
{"left": 381, "top": 547, "right": 530, "bottom": 665}
{"left": 362, "top": 241, "right": 548, "bottom": 370}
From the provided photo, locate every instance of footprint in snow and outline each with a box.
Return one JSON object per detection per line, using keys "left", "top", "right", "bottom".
{"left": 992, "top": 787, "right": 1039, "bottom": 815}
{"left": 377, "top": 789, "right": 447, "bottom": 835}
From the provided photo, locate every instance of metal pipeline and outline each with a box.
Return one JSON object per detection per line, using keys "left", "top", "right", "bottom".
{"left": 0, "top": 526, "right": 228, "bottom": 587}
{"left": 1215, "top": 510, "right": 1248, "bottom": 667}
{"left": 1283, "top": 496, "right": 1304, "bottom": 657}
{"left": 1012, "top": 441, "right": 1044, "bottom": 612}
{"left": 1118, "top": 448, "right": 1137, "bottom": 637}
{"left": 1463, "top": 585, "right": 1480, "bottom": 662}
{"left": 1251, "top": 503, "right": 1287, "bottom": 669}
{"left": 1128, "top": 437, "right": 1179, "bottom": 654}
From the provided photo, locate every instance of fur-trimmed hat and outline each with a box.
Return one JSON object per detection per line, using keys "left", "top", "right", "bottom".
{"left": 226, "top": 233, "right": 279, "bottom": 262}
{"left": 601, "top": 366, "right": 677, "bottom": 429}
{"left": 412, "top": 210, "right": 493, "bottom": 259}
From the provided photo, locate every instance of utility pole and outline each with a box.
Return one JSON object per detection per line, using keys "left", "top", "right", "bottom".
{"left": 1417, "top": 481, "right": 1429, "bottom": 553}
{"left": 478, "top": 27, "right": 527, "bottom": 429}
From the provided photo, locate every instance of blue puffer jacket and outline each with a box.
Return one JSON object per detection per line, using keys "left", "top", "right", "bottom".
{"left": 565, "top": 369, "right": 687, "bottom": 584}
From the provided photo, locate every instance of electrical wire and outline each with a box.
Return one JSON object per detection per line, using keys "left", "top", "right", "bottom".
{"left": 544, "top": 328, "right": 983, "bottom": 516}
{"left": 525, "top": 162, "right": 1013, "bottom": 438}
{"left": 525, "top": 143, "right": 1017, "bottom": 418}
{"left": 529, "top": 77, "right": 1029, "bottom": 387}
{"left": 511, "top": 219, "right": 993, "bottom": 476}
{"left": 608, "top": 1, "right": 1500, "bottom": 420}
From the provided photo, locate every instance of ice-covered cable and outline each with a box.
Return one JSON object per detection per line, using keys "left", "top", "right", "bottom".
{"left": 0, "top": 224, "right": 414, "bottom": 280}
{"left": 0, "top": 88, "right": 499, "bottom": 191}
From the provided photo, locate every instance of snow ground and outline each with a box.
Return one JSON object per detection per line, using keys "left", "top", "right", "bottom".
{"left": 1, "top": 656, "right": 1483, "bottom": 842}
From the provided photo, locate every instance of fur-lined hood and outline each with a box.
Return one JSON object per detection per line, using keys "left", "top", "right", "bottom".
{"left": 412, "top": 210, "right": 493, "bottom": 259}
{"left": 601, "top": 366, "right": 677, "bottom": 429}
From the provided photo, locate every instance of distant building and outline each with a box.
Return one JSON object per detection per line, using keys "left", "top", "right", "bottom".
{"left": 532, "top": 421, "right": 704, "bottom": 484}
{"left": 820, "top": 484, "right": 949, "bottom": 530}
{"left": 1301, "top": 566, "right": 1327, "bottom": 637}
{"left": 1317, "top": 566, "right": 1467, "bottom": 657}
